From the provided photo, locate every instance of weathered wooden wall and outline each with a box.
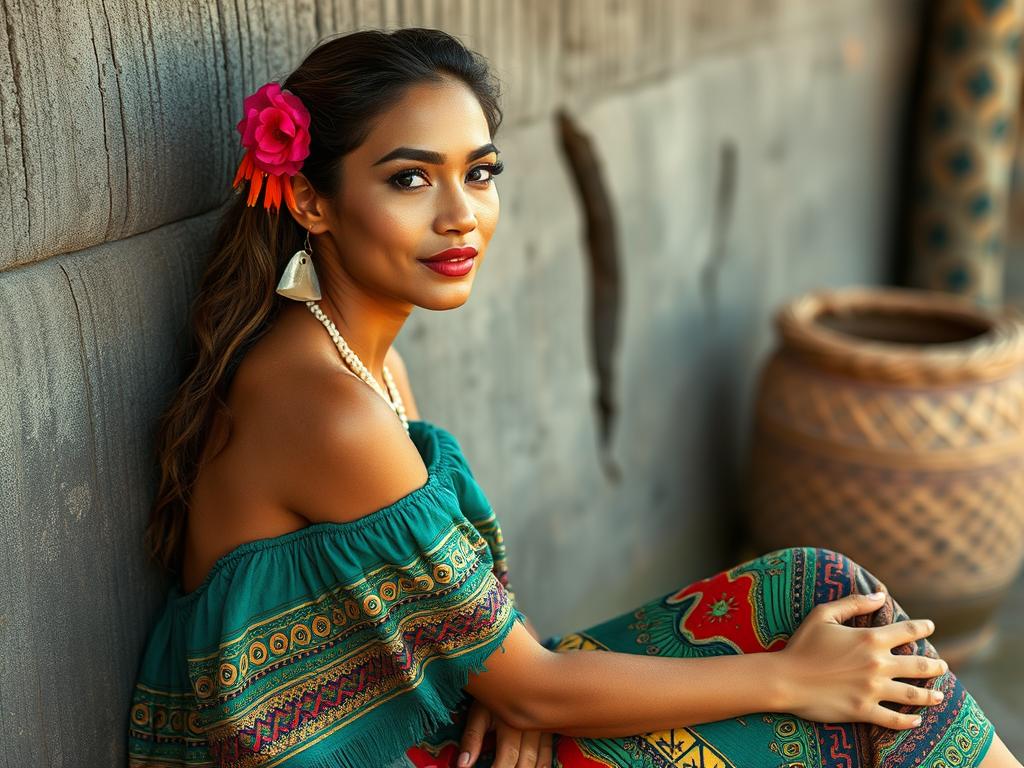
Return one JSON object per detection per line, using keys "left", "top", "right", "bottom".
{"left": 0, "top": 1, "right": 920, "bottom": 764}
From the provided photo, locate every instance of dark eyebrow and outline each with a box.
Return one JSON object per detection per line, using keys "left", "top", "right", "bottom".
{"left": 373, "top": 143, "right": 500, "bottom": 166}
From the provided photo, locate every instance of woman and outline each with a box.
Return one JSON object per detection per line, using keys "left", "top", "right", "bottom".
{"left": 127, "top": 27, "right": 1021, "bottom": 768}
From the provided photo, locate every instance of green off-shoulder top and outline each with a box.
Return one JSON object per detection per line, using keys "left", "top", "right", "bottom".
{"left": 127, "top": 419, "right": 526, "bottom": 768}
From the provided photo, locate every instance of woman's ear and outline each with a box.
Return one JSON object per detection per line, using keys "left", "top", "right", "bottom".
{"left": 287, "top": 173, "right": 328, "bottom": 234}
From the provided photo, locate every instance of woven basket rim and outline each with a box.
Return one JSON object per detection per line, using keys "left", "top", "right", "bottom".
{"left": 774, "top": 286, "right": 1024, "bottom": 383}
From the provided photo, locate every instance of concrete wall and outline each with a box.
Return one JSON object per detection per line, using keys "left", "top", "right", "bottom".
{"left": 0, "top": 1, "right": 919, "bottom": 764}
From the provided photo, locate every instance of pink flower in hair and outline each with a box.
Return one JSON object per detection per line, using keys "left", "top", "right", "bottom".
{"left": 232, "top": 81, "right": 311, "bottom": 212}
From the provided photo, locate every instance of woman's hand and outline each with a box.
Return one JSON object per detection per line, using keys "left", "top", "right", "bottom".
{"left": 777, "top": 590, "right": 948, "bottom": 729}
{"left": 458, "top": 696, "right": 554, "bottom": 768}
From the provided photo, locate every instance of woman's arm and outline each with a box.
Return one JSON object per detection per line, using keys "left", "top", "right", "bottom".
{"left": 468, "top": 621, "right": 788, "bottom": 736}
{"left": 466, "top": 594, "right": 945, "bottom": 738}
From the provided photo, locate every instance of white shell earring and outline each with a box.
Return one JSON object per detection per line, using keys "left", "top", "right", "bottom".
{"left": 276, "top": 229, "right": 322, "bottom": 301}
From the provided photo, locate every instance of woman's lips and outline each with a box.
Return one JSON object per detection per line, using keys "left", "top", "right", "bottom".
{"left": 420, "top": 256, "right": 475, "bottom": 277}
{"left": 419, "top": 246, "right": 477, "bottom": 277}
{"left": 421, "top": 246, "right": 478, "bottom": 261}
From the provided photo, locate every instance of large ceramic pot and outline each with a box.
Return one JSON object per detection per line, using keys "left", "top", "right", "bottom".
{"left": 747, "top": 286, "right": 1024, "bottom": 664}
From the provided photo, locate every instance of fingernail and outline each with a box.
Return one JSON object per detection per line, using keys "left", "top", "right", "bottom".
{"left": 458, "top": 752, "right": 471, "bottom": 767}
{"left": 867, "top": 591, "right": 885, "bottom": 600}
{"left": 934, "top": 689, "right": 945, "bottom": 701}
{"left": 913, "top": 715, "right": 922, "bottom": 727}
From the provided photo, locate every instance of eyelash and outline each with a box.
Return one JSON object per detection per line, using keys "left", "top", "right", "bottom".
{"left": 388, "top": 161, "right": 505, "bottom": 190}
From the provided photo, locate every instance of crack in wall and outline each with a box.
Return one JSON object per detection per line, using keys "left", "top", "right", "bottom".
{"left": 97, "top": 0, "right": 131, "bottom": 238}
{"left": 4, "top": 0, "right": 30, "bottom": 249}
{"left": 556, "top": 107, "right": 622, "bottom": 481}
{"left": 701, "top": 140, "right": 738, "bottom": 325}
{"left": 86, "top": 3, "right": 116, "bottom": 245}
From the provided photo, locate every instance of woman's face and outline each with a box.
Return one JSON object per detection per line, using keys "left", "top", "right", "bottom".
{"left": 324, "top": 77, "right": 501, "bottom": 311}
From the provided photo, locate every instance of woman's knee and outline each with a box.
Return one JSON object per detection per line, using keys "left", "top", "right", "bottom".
{"left": 741, "top": 546, "right": 890, "bottom": 628}
{"left": 759, "top": 546, "right": 880, "bottom": 594}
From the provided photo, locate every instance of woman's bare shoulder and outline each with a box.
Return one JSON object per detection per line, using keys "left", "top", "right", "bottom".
{"left": 232, "top": 317, "right": 429, "bottom": 525}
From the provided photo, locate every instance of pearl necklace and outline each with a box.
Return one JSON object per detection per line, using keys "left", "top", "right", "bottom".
{"left": 305, "top": 300, "right": 409, "bottom": 434}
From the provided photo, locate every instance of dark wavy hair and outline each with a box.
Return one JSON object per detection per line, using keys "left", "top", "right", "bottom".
{"left": 145, "top": 28, "right": 503, "bottom": 575}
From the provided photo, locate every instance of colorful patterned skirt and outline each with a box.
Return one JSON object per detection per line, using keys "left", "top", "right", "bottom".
{"left": 403, "top": 547, "right": 995, "bottom": 768}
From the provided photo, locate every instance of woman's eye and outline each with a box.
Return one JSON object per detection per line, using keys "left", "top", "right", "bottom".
{"left": 389, "top": 161, "right": 504, "bottom": 191}
{"left": 390, "top": 169, "right": 429, "bottom": 190}
{"left": 468, "top": 161, "right": 504, "bottom": 185}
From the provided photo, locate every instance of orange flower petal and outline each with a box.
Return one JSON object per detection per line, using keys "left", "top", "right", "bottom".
{"left": 263, "top": 175, "right": 274, "bottom": 211}
{"left": 233, "top": 152, "right": 256, "bottom": 193}
{"left": 264, "top": 175, "right": 282, "bottom": 212}
{"left": 232, "top": 154, "right": 248, "bottom": 189}
{"left": 273, "top": 177, "right": 284, "bottom": 212}
{"left": 247, "top": 171, "right": 264, "bottom": 206}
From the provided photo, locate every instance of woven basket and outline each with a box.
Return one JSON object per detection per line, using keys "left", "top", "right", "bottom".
{"left": 747, "top": 286, "right": 1024, "bottom": 664}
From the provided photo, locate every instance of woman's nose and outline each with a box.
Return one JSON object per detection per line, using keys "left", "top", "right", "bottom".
{"left": 435, "top": 187, "right": 477, "bottom": 235}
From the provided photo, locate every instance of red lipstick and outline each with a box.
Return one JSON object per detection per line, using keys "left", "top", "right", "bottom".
{"left": 419, "top": 246, "right": 477, "bottom": 277}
